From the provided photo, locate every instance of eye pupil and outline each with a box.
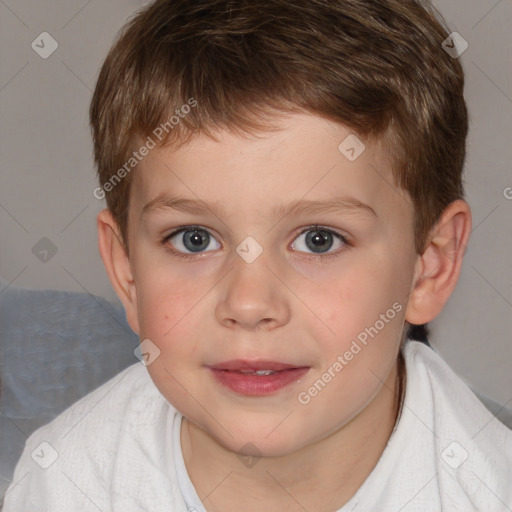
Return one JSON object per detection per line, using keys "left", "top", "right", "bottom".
{"left": 306, "top": 230, "right": 333, "bottom": 253}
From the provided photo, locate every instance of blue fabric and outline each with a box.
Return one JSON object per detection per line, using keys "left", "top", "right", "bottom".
{"left": 0, "top": 277, "right": 137, "bottom": 496}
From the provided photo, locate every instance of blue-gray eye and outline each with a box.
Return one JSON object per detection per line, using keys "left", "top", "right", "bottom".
{"left": 291, "top": 228, "right": 345, "bottom": 254}
{"left": 167, "top": 228, "right": 220, "bottom": 253}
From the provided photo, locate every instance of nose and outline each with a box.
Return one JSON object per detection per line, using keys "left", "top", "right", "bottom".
{"left": 215, "top": 252, "right": 291, "bottom": 331}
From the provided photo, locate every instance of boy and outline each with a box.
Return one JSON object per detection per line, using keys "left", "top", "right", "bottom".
{"left": 4, "top": 0, "right": 512, "bottom": 510}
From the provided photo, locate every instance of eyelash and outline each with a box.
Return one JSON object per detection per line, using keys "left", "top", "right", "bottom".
{"left": 160, "top": 224, "right": 351, "bottom": 261}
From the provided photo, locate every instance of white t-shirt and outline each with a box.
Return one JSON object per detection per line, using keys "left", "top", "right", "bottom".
{"left": 3, "top": 341, "right": 512, "bottom": 511}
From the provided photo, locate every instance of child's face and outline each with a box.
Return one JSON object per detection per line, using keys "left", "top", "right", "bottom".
{"left": 123, "top": 112, "right": 419, "bottom": 456}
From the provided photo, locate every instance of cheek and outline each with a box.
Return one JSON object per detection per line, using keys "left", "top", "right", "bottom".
{"left": 316, "top": 258, "right": 408, "bottom": 358}
{"left": 133, "top": 246, "right": 224, "bottom": 338}
{"left": 136, "top": 277, "right": 205, "bottom": 401}
{"left": 136, "top": 272, "right": 201, "bottom": 347}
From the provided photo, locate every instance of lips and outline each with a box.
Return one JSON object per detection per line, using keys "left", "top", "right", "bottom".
{"left": 207, "top": 359, "right": 310, "bottom": 395}
{"left": 209, "top": 367, "right": 310, "bottom": 395}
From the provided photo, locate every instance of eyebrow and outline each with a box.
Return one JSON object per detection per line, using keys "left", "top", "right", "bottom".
{"left": 142, "top": 193, "right": 377, "bottom": 220}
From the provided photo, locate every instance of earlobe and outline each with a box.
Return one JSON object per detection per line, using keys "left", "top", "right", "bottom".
{"left": 405, "top": 199, "right": 472, "bottom": 325}
{"left": 97, "top": 209, "right": 140, "bottom": 335}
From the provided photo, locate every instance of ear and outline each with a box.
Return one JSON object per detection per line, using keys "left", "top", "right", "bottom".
{"left": 405, "top": 199, "right": 472, "bottom": 325}
{"left": 97, "top": 209, "right": 140, "bottom": 335}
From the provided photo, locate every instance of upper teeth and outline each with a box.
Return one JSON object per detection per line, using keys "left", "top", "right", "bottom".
{"left": 240, "top": 369, "right": 277, "bottom": 375}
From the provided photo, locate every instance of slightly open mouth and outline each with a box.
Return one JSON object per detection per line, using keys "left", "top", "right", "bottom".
{"left": 234, "top": 369, "right": 279, "bottom": 375}
{"left": 218, "top": 368, "right": 307, "bottom": 376}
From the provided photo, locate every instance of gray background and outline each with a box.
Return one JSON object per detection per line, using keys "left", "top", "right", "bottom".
{"left": 1, "top": 0, "right": 511, "bottom": 408}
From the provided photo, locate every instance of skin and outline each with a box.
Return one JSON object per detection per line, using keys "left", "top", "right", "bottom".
{"left": 98, "top": 112, "right": 471, "bottom": 511}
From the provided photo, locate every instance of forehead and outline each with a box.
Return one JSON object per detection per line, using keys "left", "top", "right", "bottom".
{"left": 130, "top": 113, "right": 412, "bottom": 224}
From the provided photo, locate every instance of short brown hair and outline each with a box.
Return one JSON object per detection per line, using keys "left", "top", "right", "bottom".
{"left": 90, "top": 0, "right": 467, "bottom": 256}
